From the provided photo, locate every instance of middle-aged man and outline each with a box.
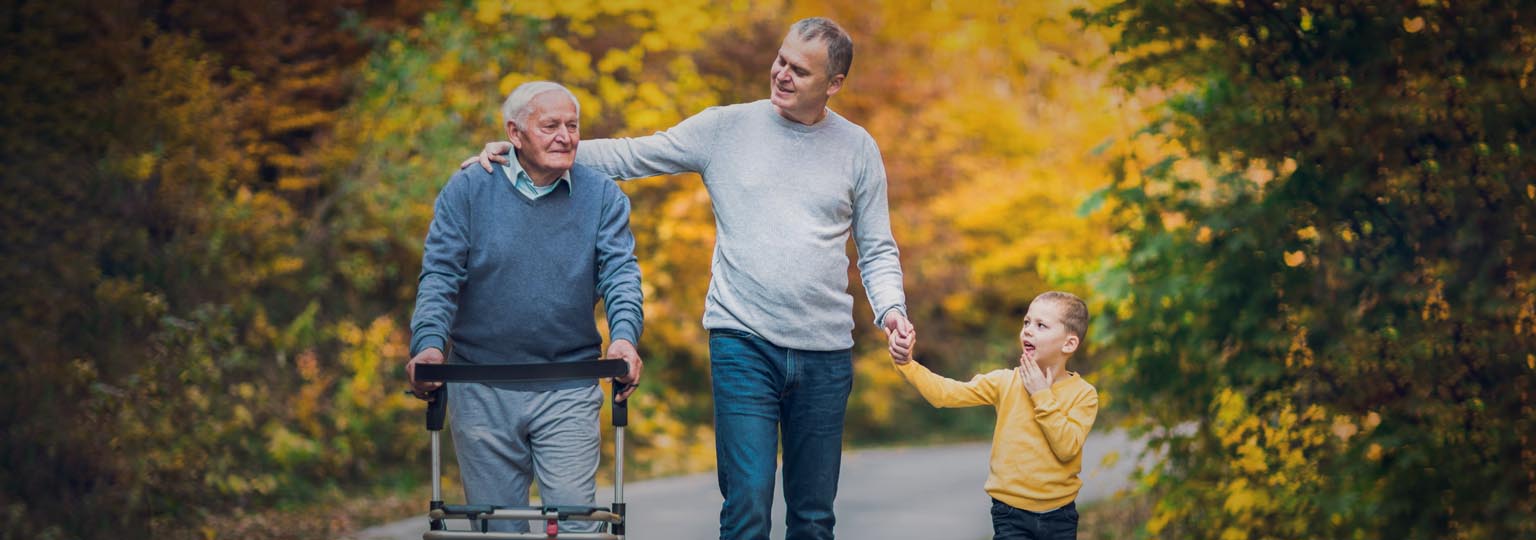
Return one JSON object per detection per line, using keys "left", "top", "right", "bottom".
{"left": 469, "top": 18, "right": 917, "bottom": 540}
{"left": 407, "top": 81, "right": 644, "bottom": 534}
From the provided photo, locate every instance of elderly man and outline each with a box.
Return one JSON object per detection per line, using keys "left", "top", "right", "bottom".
{"left": 469, "top": 19, "right": 914, "bottom": 540}
{"left": 408, "top": 81, "right": 643, "bottom": 534}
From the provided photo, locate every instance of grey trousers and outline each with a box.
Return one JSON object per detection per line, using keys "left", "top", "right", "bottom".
{"left": 449, "top": 383, "right": 603, "bottom": 533}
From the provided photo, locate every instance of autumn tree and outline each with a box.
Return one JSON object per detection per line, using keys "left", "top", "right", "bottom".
{"left": 2, "top": 1, "right": 431, "bottom": 537}
{"left": 1082, "top": 0, "right": 1536, "bottom": 537}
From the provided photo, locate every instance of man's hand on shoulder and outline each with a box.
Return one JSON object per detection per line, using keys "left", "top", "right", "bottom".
{"left": 607, "top": 339, "right": 643, "bottom": 402}
{"left": 459, "top": 141, "right": 515, "bottom": 172}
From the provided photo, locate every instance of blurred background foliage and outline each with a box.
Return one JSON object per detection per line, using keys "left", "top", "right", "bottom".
{"left": 1, "top": 0, "right": 1531, "bottom": 539}
{"left": 1080, "top": 0, "right": 1536, "bottom": 538}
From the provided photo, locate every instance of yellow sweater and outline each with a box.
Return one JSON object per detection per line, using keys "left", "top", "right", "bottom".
{"left": 896, "top": 360, "right": 1099, "bottom": 512}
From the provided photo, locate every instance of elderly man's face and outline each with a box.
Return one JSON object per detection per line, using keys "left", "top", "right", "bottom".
{"left": 508, "top": 90, "right": 579, "bottom": 179}
{"left": 769, "top": 31, "right": 843, "bottom": 120}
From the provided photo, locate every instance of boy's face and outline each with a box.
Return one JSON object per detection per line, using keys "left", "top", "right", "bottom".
{"left": 1018, "top": 299, "right": 1080, "bottom": 365}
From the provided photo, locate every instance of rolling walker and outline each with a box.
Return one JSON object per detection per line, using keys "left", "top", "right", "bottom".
{"left": 414, "top": 360, "right": 632, "bottom": 539}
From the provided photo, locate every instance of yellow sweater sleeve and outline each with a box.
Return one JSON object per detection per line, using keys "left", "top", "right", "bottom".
{"left": 894, "top": 360, "right": 1002, "bottom": 407}
{"left": 1027, "top": 384, "right": 1099, "bottom": 462}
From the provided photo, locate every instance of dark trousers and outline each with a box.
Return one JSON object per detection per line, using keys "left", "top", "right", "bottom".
{"left": 992, "top": 499, "right": 1078, "bottom": 540}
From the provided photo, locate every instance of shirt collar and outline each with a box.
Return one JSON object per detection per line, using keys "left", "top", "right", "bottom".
{"left": 500, "top": 151, "right": 572, "bottom": 191}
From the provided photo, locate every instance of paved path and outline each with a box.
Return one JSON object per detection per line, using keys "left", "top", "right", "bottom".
{"left": 347, "top": 429, "right": 1140, "bottom": 540}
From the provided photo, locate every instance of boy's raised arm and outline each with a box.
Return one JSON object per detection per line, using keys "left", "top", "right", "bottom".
{"left": 895, "top": 361, "right": 1002, "bottom": 408}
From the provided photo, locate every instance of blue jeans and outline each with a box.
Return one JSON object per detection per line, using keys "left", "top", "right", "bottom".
{"left": 991, "top": 499, "right": 1078, "bottom": 540}
{"left": 709, "top": 329, "right": 853, "bottom": 540}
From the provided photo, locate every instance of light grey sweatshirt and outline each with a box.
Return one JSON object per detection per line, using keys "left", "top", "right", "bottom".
{"left": 577, "top": 99, "right": 906, "bottom": 351}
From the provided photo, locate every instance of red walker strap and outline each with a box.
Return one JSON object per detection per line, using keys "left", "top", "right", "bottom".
{"left": 546, "top": 518, "right": 559, "bottom": 538}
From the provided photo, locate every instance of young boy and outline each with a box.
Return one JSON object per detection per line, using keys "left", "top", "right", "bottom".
{"left": 891, "top": 291, "right": 1099, "bottom": 540}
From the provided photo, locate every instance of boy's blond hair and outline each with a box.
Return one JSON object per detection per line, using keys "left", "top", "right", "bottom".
{"left": 1035, "top": 291, "right": 1089, "bottom": 346}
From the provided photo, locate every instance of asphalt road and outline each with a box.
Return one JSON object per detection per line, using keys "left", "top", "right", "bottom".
{"left": 347, "top": 429, "right": 1140, "bottom": 540}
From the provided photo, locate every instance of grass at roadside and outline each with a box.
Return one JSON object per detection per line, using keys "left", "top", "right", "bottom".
{"left": 168, "top": 481, "right": 424, "bottom": 540}
{"left": 1079, "top": 492, "right": 1153, "bottom": 540}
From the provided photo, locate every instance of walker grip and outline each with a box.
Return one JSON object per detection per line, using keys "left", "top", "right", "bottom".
{"left": 612, "top": 380, "right": 630, "bottom": 427}
{"left": 425, "top": 387, "right": 446, "bottom": 431}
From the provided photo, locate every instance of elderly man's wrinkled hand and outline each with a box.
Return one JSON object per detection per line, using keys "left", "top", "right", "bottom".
{"left": 607, "top": 339, "right": 643, "bottom": 402}
{"left": 406, "top": 347, "right": 446, "bottom": 400}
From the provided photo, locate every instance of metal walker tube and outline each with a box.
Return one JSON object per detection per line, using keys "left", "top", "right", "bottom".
{"left": 613, "top": 428, "right": 623, "bottom": 504}
{"left": 432, "top": 431, "right": 442, "bottom": 502}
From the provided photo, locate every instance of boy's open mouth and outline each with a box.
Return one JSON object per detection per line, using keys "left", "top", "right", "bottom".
{"left": 1023, "top": 342, "right": 1036, "bottom": 352}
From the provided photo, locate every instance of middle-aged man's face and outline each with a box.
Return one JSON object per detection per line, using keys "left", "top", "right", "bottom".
{"left": 769, "top": 30, "right": 844, "bottom": 119}
{"left": 508, "top": 90, "right": 580, "bottom": 179}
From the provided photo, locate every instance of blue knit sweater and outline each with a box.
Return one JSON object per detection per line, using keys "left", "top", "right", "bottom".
{"left": 409, "top": 162, "right": 643, "bottom": 391}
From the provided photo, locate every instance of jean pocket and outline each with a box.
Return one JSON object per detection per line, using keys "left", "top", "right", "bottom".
{"left": 1060, "top": 503, "right": 1079, "bottom": 525}
{"left": 709, "top": 328, "right": 756, "bottom": 340}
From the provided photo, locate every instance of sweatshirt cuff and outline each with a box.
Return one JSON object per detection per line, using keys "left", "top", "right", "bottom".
{"left": 875, "top": 305, "right": 908, "bottom": 328}
{"left": 1030, "top": 387, "right": 1060, "bottom": 413}
{"left": 412, "top": 334, "right": 446, "bottom": 357}
{"left": 610, "top": 320, "right": 640, "bottom": 347}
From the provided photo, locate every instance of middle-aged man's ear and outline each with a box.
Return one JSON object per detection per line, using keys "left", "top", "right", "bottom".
{"left": 825, "top": 74, "right": 845, "bottom": 98}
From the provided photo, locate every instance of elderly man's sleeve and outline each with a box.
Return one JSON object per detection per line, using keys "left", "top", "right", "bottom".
{"left": 850, "top": 135, "right": 908, "bottom": 327}
{"left": 595, "top": 184, "right": 643, "bottom": 345}
{"left": 409, "top": 172, "right": 472, "bottom": 356}
{"left": 575, "top": 107, "right": 724, "bottom": 179}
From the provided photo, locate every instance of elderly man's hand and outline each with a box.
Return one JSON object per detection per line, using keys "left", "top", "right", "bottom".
{"left": 459, "top": 141, "right": 515, "bottom": 172}
{"left": 607, "top": 339, "right": 643, "bottom": 402}
{"left": 406, "top": 347, "right": 446, "bottom": 400}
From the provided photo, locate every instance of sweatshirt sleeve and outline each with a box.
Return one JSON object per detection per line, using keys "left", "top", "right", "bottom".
{"left": 595, "top": 183, "right": 643, "bottom": 345}
{"left": 1030, "top": 383, "right": 1100, "bottom": 462}
{"left": 409, "top": 171, "right": 472, "bottom": 356}
{"left": 895, "top": 361, "right": 1002, "bottom": 408}
{"left": 850, "top": 135, "right": 906, "bottom": 327}
{"left": 575, "top": 107, "right": 723, "bottom": 179}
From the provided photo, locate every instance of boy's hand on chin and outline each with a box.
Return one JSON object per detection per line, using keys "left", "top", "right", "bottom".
{"left": 1018, "top": 351, "right": 1053, "bottom": 394}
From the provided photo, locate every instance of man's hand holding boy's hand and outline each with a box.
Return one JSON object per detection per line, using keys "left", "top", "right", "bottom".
{"left": 884, "top": 312, "right": 916, "bottom": 364}
{"left": 1018, "top": 350, "right": 1054, "bottom": 394}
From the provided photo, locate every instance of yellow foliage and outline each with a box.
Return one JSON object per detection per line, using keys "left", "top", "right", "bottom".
{"left": 1422, "top": 280, "right": 1450, "bottom": 321}
{"left": 1332, "top": 415, "right": 1359, "bottom": 442}
{"left": 853, "top": 350, "right": 907, "bottom": 424}
{"left": 1286, "top": 324, "right": 1314, "bottom": 368}
{"left": 473, "top": 1, "right": 506, "bottom": 25}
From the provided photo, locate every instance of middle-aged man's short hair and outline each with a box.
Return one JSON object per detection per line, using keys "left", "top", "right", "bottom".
{"left": 501, "top": 81, "right": 580, "bottom": 128}
{"left": 1034, "top": 291, "right": 1090, "bottom": 345}
{"left": 792, "top": 17, "right": 854, "bottom": 78}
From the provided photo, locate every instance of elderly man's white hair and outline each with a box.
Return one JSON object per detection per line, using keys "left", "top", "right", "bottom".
{"left": 501, "top": 81, "right": 581, "bottom": 127}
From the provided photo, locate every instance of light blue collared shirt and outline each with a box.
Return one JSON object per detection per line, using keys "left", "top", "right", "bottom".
{"left": 500, "top": 152, "right": 572, "bottom": 199}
